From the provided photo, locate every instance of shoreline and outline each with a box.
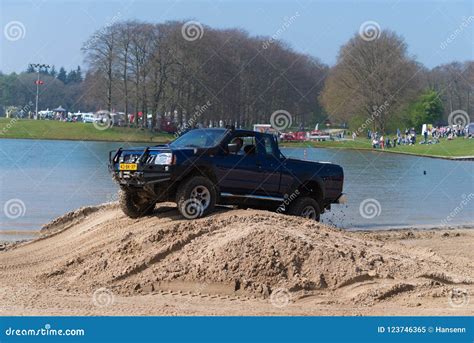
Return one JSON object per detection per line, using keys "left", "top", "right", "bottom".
{"left": 346, "top": 223, "right": 474, "bottom": 232}
{"left": 1, "top": 217, "right": 472, "bottom": 244}
{"left": 2, "top": 136, "right": 473, "bottom": 160}
{"left": 0, "top": 135, "right": 167, "bottom": 144}
{"left": 281, "top": 142, "right": 474, "bottom": 161}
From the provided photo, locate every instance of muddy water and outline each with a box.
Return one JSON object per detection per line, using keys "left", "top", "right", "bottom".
{"left": 0, "top": 139, "right": 472, "bottom": 240}
{"left": 284, "top": 147, "right": 474, "bottom": 230}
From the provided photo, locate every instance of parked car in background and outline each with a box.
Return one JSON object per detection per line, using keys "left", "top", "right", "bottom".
{"left": 82, "top": 113, "right": 98, "bottom": 123}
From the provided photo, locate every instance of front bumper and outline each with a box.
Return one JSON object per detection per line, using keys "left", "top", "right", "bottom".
{"left": 110, "top": 162, "right": 173, "bottom": 187}
{"left": 109, "top": 147, "right": 176, "bottom": 187}
{"left": 112, "top": 170, "right": 171, "bottom": 186}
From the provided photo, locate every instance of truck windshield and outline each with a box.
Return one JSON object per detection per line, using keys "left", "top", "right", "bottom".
{"left": 170, "top": 129, "right": 227, "bottom": 148}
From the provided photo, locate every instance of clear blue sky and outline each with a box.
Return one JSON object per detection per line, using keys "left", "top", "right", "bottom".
{"left": 0, "top": 0, "right": 473, "bottom": 73}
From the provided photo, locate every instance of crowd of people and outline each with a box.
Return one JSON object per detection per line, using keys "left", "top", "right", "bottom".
{"left": 431, "top": 125, "right": 470, "bottom": 140}
{"left": 367, "top": 124, "right": 471, "bottom": 149}
{"left": 368, "top": 129, "right": 415, "bottom": 149}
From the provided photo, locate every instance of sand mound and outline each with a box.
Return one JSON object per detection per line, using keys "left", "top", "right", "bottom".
{"left": 30, "top": 205, "right": 471, "bottom": 300}
{"left": 40, "top": 202, "right": 117, "bottom": 235}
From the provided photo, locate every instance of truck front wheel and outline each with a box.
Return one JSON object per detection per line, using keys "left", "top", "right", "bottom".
{"left": 176, "top": 176, "right": 216, "bottom": 219}
{"left": 288, "top": 196, "right": 321, "bottom": 221}
{"left": 119, "top": 189, "right": 155, "bottom": 218}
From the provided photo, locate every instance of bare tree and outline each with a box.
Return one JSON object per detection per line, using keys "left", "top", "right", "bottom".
{"left": 82, "top": 20, "right": 329, "bottom": 129}
{"left": 321, "top": 30, "right": 420, "bottom": 133}
{"left": 429, "top": 61, "right": 473, "bottom": 120}
{"left": 82, "top": 25, "right": 118, "bottom": 112}
{"left": 116, "top": 21, "right": 135, "bottom": 124}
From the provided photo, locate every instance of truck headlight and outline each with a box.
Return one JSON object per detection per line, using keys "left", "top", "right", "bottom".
{"left": 154, "top": 153, "right": 173, "bottom": 165}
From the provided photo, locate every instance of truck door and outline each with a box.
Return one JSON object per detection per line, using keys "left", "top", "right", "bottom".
{"left": 255, "top": 135, "right": 282, "bottom": 196}
{"left": 213, "top": 133, "right": 263, "bottom": 195}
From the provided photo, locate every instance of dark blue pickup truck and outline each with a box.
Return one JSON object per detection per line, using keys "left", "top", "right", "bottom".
{"left": 109, "top": 128, "right": 345, "bottom": 221}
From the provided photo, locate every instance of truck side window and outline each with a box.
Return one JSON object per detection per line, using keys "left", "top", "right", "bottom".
{"left": 229, "top": 135, "right": 256, "bottom": 156}
{"left": 263, "top": 136, "right": 277, "bottom": 157}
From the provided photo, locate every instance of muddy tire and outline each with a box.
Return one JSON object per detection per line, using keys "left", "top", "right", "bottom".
{"left": 288, "top": 196, "right": 321, "bottom": 221}
{"left": 119, "top": 189, "right": 155, "bottom": 218}
{"left": 176, "top": 176, "right": 216, "bottom": 219}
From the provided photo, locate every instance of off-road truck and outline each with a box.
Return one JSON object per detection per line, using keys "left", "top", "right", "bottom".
{"left": 109, "top": 128, "right": 346, "bottom": 220}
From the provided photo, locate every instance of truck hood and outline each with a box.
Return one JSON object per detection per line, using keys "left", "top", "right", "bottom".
{"left": 113, "top": 145, "right": 202, "bottom": 164}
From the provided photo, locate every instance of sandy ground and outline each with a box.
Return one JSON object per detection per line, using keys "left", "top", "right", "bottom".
{"left": 0, "top": 203, "right": 472, "bottom": 316}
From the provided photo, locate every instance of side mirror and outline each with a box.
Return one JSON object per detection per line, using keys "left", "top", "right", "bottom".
{"left": 227, "top": 143, "right": 240, "bottom": 153}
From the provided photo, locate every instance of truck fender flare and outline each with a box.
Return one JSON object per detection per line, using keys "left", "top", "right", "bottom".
{"left": 290, "top": 176, "right": 325, "bottom": 201}
{"left": 178, "top": 162, "right": 219, "bottom": 189}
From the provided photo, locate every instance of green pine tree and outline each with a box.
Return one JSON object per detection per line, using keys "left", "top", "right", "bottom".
{"left": 57, "top": 67, "right": 67, "bottom": 84}
{"left": 66, "top": 69, "right": 77, "bottom": 84}
{"left": 76, "top": 66, "right": 82, "bottom": 82}
{"left": 50, "top": 66, "right": 57, "bottom": 78}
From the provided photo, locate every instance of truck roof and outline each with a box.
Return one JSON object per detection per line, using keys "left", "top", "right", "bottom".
{"left": 196, "top": 127, "right": 276, "bottom": 139}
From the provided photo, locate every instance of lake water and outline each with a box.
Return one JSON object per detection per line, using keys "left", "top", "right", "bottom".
{"left": 1, "top": 139, "right": 473, "bottom": 240}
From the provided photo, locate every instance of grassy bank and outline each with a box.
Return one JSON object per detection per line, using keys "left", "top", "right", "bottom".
{"left": 281, "top": 137, "right": 473, "bottom": 158}
{"left": 1, "top": 119, "right": 472, "bottom": 158}
{"left": 0, "top": 118, "right": 173, "bottom": 143}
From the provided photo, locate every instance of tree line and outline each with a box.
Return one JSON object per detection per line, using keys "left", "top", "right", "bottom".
{"left": 320, "top": 30, "right": 473, "bottom": 133}
{"left": 25, "top": 65, "right": 83, "bottom": 85}
{"left": 0, "top": 66, "right": 84, "bottom": 117}
{"left": 80, "top": 20, "right": 328, "bottom": 129}
{"left": 1, "top": 19, "right": 472, "bottom": 133}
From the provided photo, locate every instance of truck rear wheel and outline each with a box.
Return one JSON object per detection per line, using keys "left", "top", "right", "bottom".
{"left": 176, "top": 176, "right": 216, "bottom": 219}
{"left": 119, "top": 189, "right": 155, "bottom": 218}
{"left": 288, "top": 196, "right": 321, "bottom": 221}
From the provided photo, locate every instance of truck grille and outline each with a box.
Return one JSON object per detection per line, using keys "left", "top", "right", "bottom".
{"left": 120, "top": 154, "right": 140, "bottom": 163}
